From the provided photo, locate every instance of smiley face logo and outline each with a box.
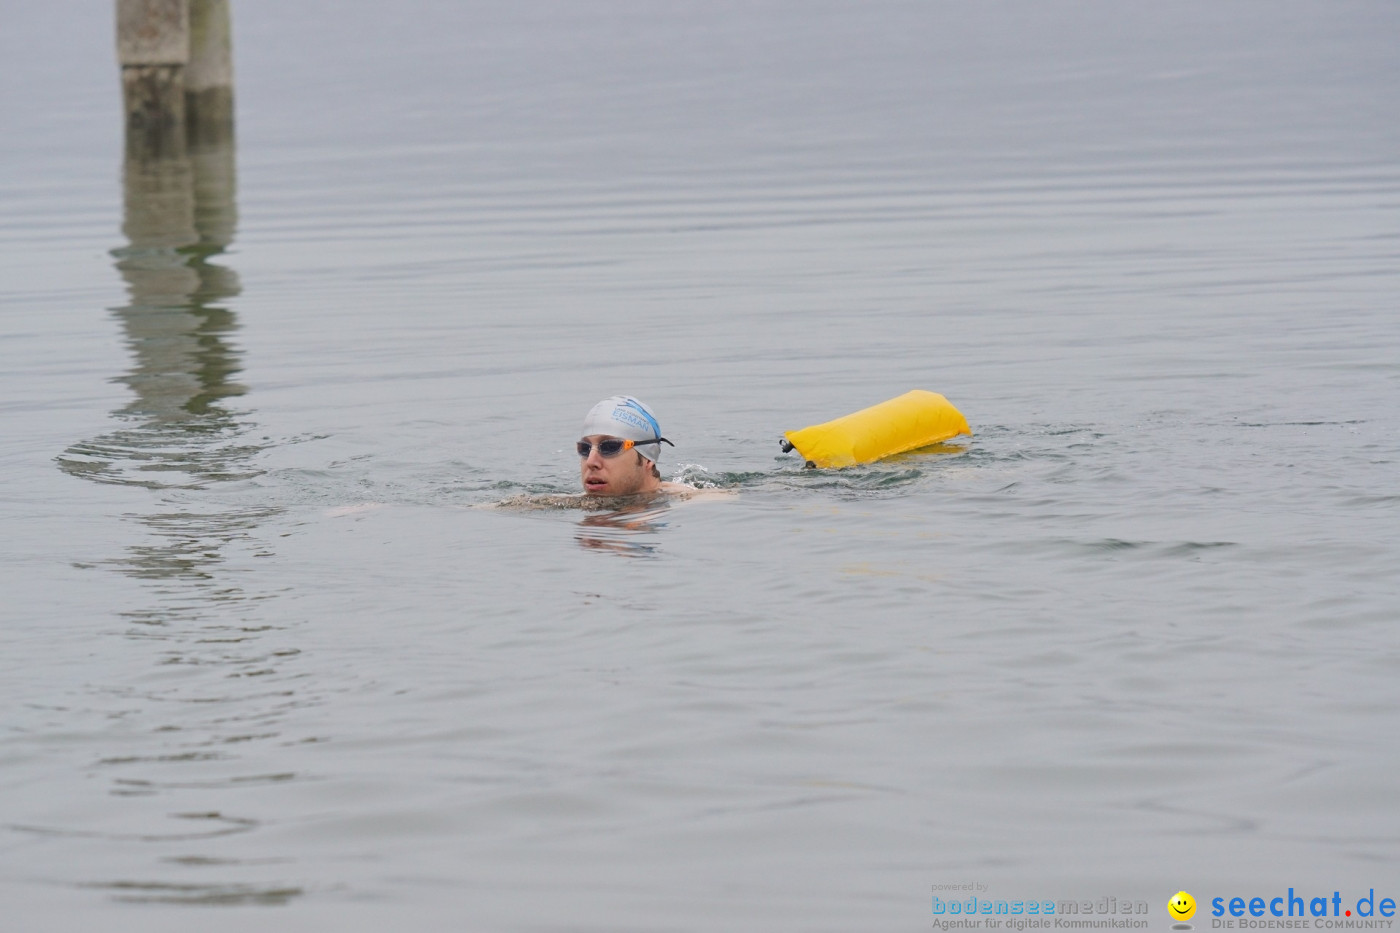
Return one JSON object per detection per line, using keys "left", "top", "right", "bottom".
{"left": 1168, "top": 891, "right": 1197, "bottom": 922}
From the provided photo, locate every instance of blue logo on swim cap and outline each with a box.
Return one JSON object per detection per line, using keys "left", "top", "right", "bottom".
{"left": 614, "top": 398, "right": 660, "bottom": 438}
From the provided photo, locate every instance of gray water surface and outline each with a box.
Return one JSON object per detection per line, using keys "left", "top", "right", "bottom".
{"left": 3, "top": 2, "right": 1399, "bottom": 930}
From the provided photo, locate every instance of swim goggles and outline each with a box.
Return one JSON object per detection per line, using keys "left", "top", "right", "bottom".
{"left": 576, "top": 437, "right": 674, "bottom": 458}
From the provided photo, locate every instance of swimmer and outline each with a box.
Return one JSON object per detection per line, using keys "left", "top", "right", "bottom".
{"left": 578, "top": 396, "right": 692, "bottom": 498}
{"left": 486, "top": 396, "right": 732, "bottom": 511}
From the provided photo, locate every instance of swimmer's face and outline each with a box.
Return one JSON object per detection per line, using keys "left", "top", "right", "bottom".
{"left": 579, "top": 435, "right": 657, "bottom": 497}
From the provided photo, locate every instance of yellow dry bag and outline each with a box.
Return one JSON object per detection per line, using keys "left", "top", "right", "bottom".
{"left": 782, "top": 389, "right": 971, "bottom": 469}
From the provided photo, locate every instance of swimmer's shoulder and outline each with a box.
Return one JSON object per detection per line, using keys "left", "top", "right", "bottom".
{"left": 661, "top": 482, "right": 737, "bottom": 502}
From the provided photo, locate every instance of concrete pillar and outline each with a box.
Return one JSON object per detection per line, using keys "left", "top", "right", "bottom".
{"left": 186, "top": 0, "right": 235, "bottom": 147}
{"left": 116, "top": 0, "right": 189, "bottom": 65}
{"left": 117, "top": 0, "right": 190, "bottom": 159}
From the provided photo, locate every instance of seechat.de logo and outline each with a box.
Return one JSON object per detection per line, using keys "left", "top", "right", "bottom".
{"left": 1211, "top": 889, "right": 1396, "bottom": 924}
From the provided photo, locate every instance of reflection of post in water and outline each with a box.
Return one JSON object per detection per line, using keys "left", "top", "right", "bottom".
{"left": 63, "top": 0, "right": 263, "bottom": 569}
{"left": 64, "top": 0, "right": 249, "bottom": 486}
{"left": 114, "top": 123, "right": 245, "bottom": 458}
{"left": 46, "top": 7, "right": 301, "bottom": 911}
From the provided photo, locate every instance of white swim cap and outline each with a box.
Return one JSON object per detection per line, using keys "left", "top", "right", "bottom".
{"left": 581, "top": 396, "right": 671, "bottom": 463}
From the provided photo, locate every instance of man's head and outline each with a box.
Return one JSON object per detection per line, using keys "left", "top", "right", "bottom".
{"left": 578, "top": 396, "right": 672, "bottom": 496}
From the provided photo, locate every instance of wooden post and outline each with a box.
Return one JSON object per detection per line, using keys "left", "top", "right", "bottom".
{"left": 116, "top": 0, "right": 190, "bottom": 159}
{"left": 186, "top": 0, "right": 235, "bottom": 147}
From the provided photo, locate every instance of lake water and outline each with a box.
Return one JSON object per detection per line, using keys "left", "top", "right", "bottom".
{"left": 3, "top": 2, "right": 1398, "bottom": 930}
